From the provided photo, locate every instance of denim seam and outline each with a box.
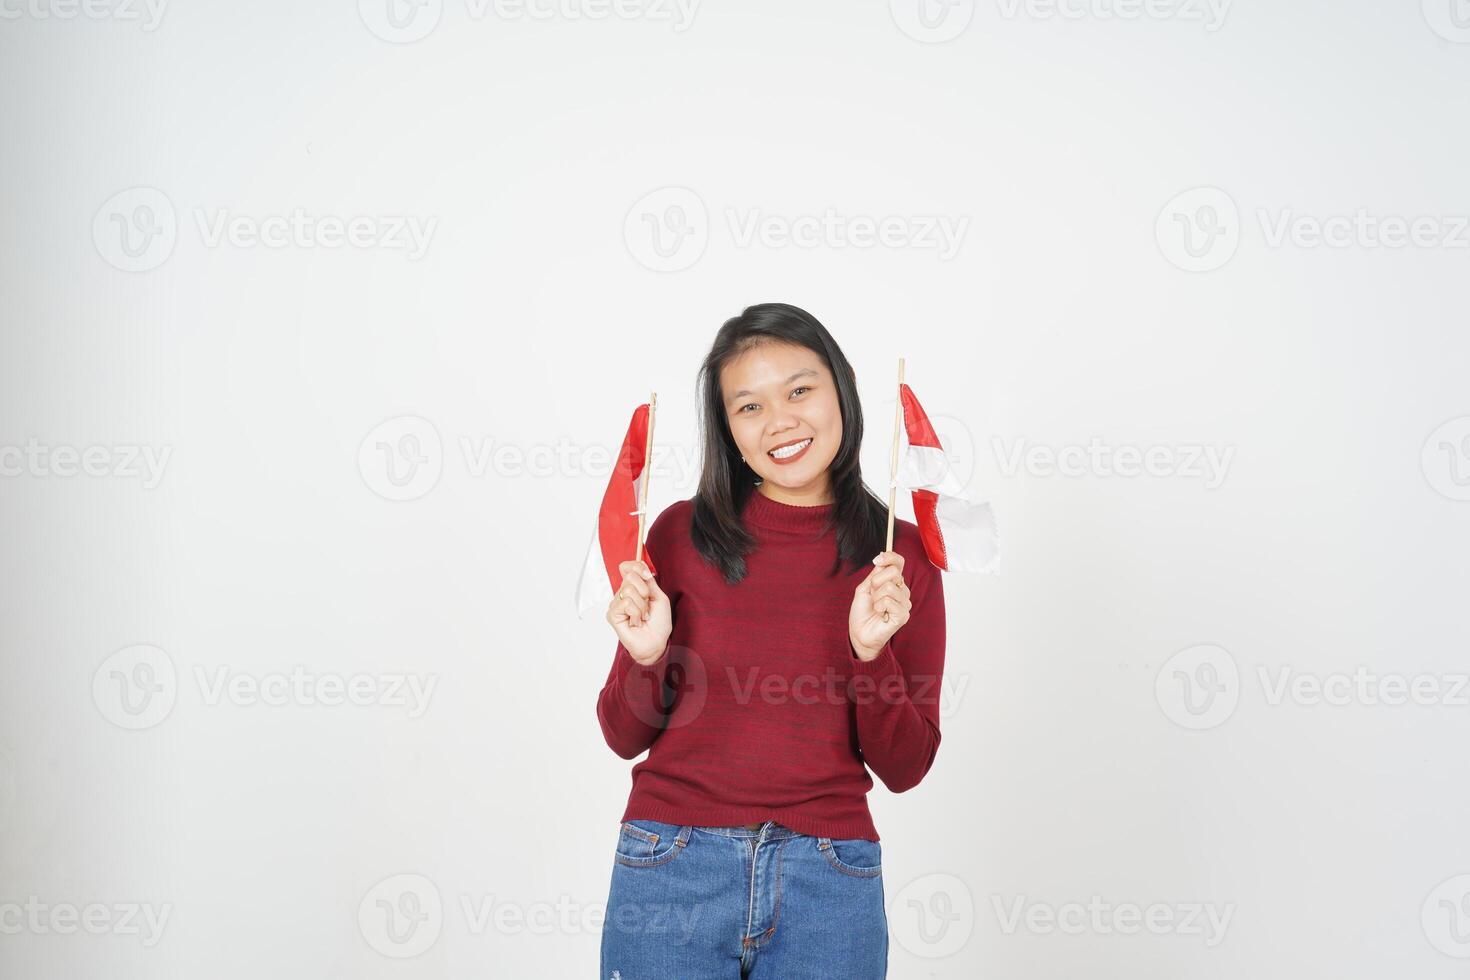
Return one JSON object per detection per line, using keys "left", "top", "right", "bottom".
{"left": 615, "top": 824, "right": 691, "bottom": 867}
{"left": 817, "top": 838, "right": 882, "bottom": 878}
{"left": 748, "top": 836, "right": 791, "bottom": 951}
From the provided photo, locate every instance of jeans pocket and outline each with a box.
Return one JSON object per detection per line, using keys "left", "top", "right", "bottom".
{"left": 816, "top": 836, "right": 882, "bottom": 877}
{"left": 615, "top": 819, "right": 693, "bottom": 868}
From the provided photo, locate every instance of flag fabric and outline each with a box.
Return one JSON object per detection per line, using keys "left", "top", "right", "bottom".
{"left": 894, "top": 382, "right": 1001, "bottom": 573}
{"left": 576, "top": 403, "right": 658, "bottom": 616}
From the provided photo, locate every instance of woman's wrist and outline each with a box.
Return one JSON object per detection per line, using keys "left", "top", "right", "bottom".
{"left": 630, "top": 643, "right": 669, "bottom": 667}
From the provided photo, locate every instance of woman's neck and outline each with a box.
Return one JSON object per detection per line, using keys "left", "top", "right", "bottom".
{"left": 755, "top": 482, "right": 834, "bottom": 508}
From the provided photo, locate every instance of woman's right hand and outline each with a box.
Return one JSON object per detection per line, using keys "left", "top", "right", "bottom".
{"left": 606, "top": 559, "right": 672, "bottom": 665}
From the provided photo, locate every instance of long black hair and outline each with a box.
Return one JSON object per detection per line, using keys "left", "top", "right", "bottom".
{"left": 691, "top": 302, "right": 888, "bottom": 585}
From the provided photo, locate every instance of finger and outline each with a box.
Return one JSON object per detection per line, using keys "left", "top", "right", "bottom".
{"left": 872, "top": 582, "right": 909, "bottom": 603}
{"left": 609, "top": 598, "right": 640, "bottom": 631}
{"left": 618, "top": 560, "right": 656, "bottom": 585}
{"left": 873, "top": 550, "right": 905, "bottom": 571}
{"left": 620, "top": 589, "right": 649, "bottom": 624}
{"left": 619, "top": 574, "right": 651, "bottom": 601}
{"left": 868, "top": 566, "right": 905, "bottom": 589}
{"left": 874, "top": 595, "right": 908, "bottom": 623}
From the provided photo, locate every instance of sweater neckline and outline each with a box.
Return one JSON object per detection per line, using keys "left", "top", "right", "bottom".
{"left": 741, "top": 488, "right": 836, "bottom": 532}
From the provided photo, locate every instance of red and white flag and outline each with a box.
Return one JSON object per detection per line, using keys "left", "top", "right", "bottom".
{"left": 895, "top": 383, "right": 1000, "bottom": 573}
{"left": 576, "top": 403, "right": 658, "bottom": 616}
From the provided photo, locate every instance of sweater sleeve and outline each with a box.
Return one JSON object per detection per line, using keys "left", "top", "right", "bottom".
{"left": 848, "top": 554, "right": 946, "bottom": 793}
{"left": 596, "top": 643, "right": 673, "bottom": 759}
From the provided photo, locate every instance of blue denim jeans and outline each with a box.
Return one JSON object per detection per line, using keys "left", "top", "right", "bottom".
{"left": 599, "top": 818, "right": 888, "bottom": 979}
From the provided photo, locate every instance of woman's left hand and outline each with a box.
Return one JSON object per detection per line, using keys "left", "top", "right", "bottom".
{"left": 849, "top": 550, "right": 911, "bottom": 661}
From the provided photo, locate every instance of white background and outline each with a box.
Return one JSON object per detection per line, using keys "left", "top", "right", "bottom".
{"left": 2, "top": 1, "right": 1469, "bottom": 977}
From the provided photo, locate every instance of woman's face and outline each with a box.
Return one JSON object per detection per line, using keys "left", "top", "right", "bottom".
{"left": 720, "top": 341, "right": 843, "bottom": 505}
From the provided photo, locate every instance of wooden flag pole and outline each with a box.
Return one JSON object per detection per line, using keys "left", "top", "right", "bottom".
{"left": 885, "top": 358, "right": 905, "bottom": 552}
{"left": 635, "top": 390, "right": 657, "bottom": 565}
{"left": 882, "top": 359, "right": 905, "bottom": 624}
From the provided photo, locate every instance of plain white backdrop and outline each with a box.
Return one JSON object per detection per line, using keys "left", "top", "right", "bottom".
{"left": 2, "top": 0, "right": 1469, "bottom": 977}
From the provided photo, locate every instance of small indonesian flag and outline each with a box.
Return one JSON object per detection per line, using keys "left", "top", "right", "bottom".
{"left": 576, "top": 403, "right": 658, "bottom": 616}
{"left": 896, "top": 383, "right": 1001, "bottom": 573}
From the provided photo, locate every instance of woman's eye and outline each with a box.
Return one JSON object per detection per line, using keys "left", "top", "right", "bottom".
{"left": 739, "top": 403, "right": 757, "bottom": 414}
{"left": 791, "top": 387, "right": 810, "bottom": 397}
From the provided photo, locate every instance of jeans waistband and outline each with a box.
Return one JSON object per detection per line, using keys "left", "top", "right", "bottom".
{"left": 693, "top": 821, "right": 805, "bottom": 841}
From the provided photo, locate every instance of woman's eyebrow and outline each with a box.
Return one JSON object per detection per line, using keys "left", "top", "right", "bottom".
{"left": 726, "top": 368, "right": 818, "bottom": 405}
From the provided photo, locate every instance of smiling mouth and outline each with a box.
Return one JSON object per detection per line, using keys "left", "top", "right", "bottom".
{"left": 768, "top": 437, "right": 813, "bottom": 460}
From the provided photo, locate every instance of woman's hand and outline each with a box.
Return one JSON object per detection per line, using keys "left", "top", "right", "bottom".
{"left": 606, "top": 559, "right": 672, "bottom": 665}
{"left": 849, "top": 551, "right": 911, "bottom": 661}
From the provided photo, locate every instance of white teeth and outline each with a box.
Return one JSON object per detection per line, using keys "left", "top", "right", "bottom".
{"left": 769, "top": 438, "right": 812, "bottom": 459}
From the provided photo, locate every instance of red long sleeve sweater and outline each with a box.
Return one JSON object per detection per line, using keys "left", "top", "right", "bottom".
{"left": 595, "top": 490, "right": 947, "bottom": 841}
